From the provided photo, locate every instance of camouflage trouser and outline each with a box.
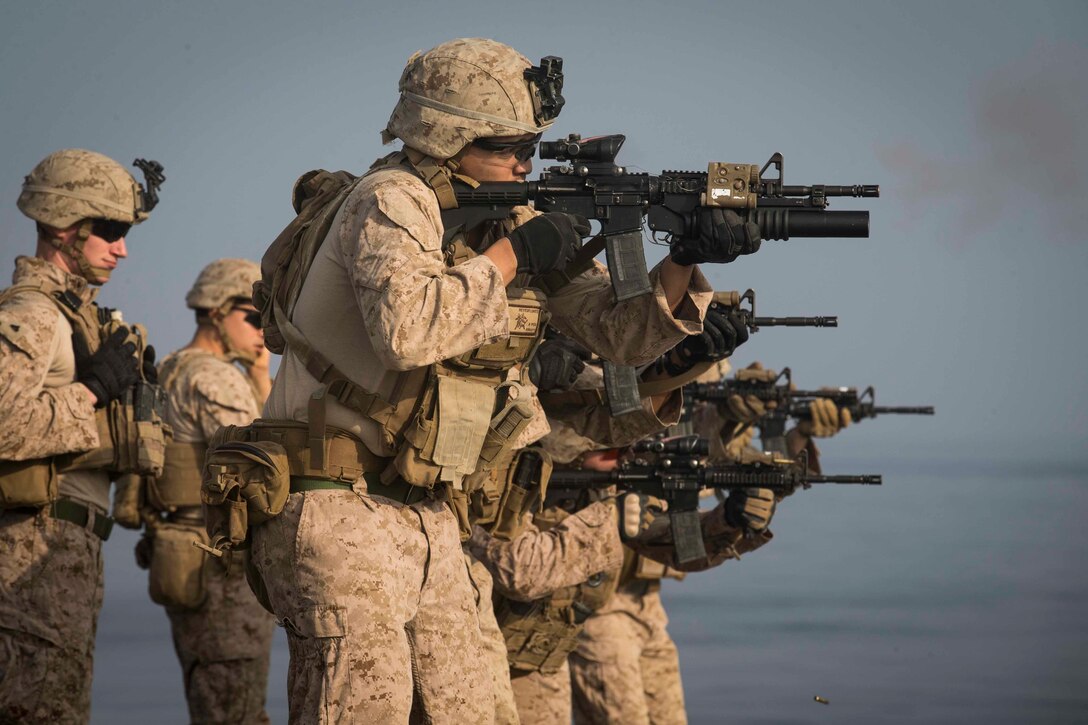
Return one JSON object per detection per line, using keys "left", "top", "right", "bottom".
{"left": 0, "top": 509, "right": 104, "bottom": 724}
{"left": 570, "top": 585, "right": 686, "bottom": 725}
{"left": 465, "top": 550, "right": 520, "bottom": 725}
{"left": 162, "top": 534, "right": 276, "bottom": 725}
{"left": 250, "top": 489, "right": 493, "bottom": 724}
{"left": 510, "top": 661, "right": 571, "bottom": 725}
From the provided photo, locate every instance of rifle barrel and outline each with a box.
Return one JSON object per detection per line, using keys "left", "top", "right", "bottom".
{"left": 775, "top": 185, "right": 880, "bottom": 198}
{"left": 808, "top": 475, "right": 882, "bottom": 485}
{"left": 751, "top": 316, "right": 837, "bottom": 328}
{"left": 870, "top": 406, "right": 935, "bottom": 415}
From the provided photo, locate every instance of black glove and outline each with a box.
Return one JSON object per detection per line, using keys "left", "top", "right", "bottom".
{"left": 670, "top": 208, "right": 761, "bottom": 265}
{"left": 724, "top": 487, "right": 776, "bottom": 532}
{"left": 507, "top": 213, "right": 590, "bottom": 275}
{"left": 74, "top": 328, "right": 140, "bottom": 407}
{"left": 665, "top": 302, "right": 749, "bottom": 375}
{"left": 529, "top": 337, "right": 590, "bottom": 391}
{"left": 141, "top": 345, "right": 158, "bottom": 384}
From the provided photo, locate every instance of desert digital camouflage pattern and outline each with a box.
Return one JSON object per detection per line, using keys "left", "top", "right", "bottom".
{"left": 383, "top": 38, "right": 555, "bottom": 160}
{"left": 165, "top": 553, "right": 274, "bottom": 724}
{"left": 0, "top": 257, "right": 101, "bottom": 461}
{"left": 465, "top": 552, "right": 521, "bottom": 725}
{"left": 184, "top": 258, "right": 261, "bottom": 312}
{"left": 156, "top": 348, "right": 275, "bottom": 723}
{"left": 249, "top": 492, "right": 494, "bottom": 723}
{"left": 0, "top": 513, "right": 104, "bottom": 723}
{"left": 510, "top": 661, "right": 572, "bottom": 725}
{"left": 17, "top": 149, "right": 145, "bottom": 229}
{"left": 259, "top": 35, "right": 707, "bottom": 721}
{"left": 159, "top": 349, "right": 262, "bottom": 442}
{"left": 570, "top": 585, "right": 686, "bottom": 725}
{"left": 468, "top": 501, "right": 623, "bottom": 602}
{"left": 0, "top": 257, "right": 109, "bottom": 724}
{"left": 264, "top": 168, "right": 709, "bottom": 459}
{"left": 539, "top": 359, "right": 687, "bottom": 464}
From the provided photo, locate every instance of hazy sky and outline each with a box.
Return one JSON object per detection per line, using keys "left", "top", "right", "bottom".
{"left": 2, "top": 0, "right": 1085, "bottom": 463}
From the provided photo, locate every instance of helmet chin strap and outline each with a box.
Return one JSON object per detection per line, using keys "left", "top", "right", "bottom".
{"left": 212, "top": 301, "right": 258, "bottom": 365}
{"left": 46, "top": 220, "right": 111, "bottom": 285}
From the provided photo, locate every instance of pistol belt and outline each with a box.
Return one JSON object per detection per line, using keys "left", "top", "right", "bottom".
{"left": 8, "top": 498, "right": 115, "bottom": 541}
{"left": 289, "top": 473, "right": 432, "bottom": 506}
{"left": 249, "top": 421, "right": 433, "bottom": 505}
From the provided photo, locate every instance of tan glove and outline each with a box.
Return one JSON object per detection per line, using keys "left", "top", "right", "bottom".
{"left": 724, "top": 362, "right": 778, "bottom": 425}
{"left": 618, "top": 493, "right": 667, "bottom": 541}
{"left": 722, "top": 425, "right": 756, "bottom": 462}
{"left": 798, "top": 397, "right": 852, "bottom": 438}
{"left": 724, "top": 488, "right": 776, "bottom": 532}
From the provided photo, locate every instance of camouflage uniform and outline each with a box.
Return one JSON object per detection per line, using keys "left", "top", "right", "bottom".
{"left": 254, "top": 39, "right": 710, "bottom": 724}
{"left": 0, "top": 149, "right": 156, "bottom": 724}
{"left": 569, "top": 360, "right": 775, "bottom": 725}
{"left": 0, "top": 261, "right": 106, "bottom": 725}
{"left": 471, "top": 376, "right": 684, "bottom": 725}
{"left": 155, "top": 348, "right": 275, "bottom": 724}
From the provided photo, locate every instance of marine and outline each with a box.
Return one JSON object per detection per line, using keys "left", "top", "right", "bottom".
{"left": 139, "top": 259, "right": 276, "bottom": 724}
{"left": 219, "top": 37, "right": 720, "bottom": 723}
{"left": 0, "top": 149, "right": 162, "bottom": 723}
{"left": 472, "top": 322, "right": 776, "bottom": 725}
{"left": 569, "top": 362, "right": 851, "bottom": 724}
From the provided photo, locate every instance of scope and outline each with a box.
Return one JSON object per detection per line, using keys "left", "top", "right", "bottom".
{"left": 539, "top": 134, "right": 625, "bottom": 163}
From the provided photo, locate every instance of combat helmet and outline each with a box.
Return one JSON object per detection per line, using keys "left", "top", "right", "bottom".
{"left": 18, "top": 149, "right": 164, "bottom": 283}
{"left": 382, "top": 38, "right": 565, "bottom": 160}
{"left": 186, "top": 258, "right": 263, "bottom": 364}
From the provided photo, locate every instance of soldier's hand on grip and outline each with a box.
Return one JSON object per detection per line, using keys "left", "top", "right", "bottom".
{"left": 529, "top": 337, "right": 589, "bottom": 391}
{"left": 726, "top": 362, "right": 777, "bottom": 423}
{"left": 724, "top": 487, "right": 776, "bottom": 532}
{"left": 670, "top": 208, "right": 761, "bottom": 265}
{"left": 676, "top": 301, "right": 749, "bottom": 366}
{"left": 618, "top": 492, "right": 667, "bottom": 541}
{"left": 799, "top": 397, "right": 852, "bottom": 438}
{"left": 507, "top": 212, "right": 590, "bottom": 275}
{"left": 74, "top": 328, "right": 140, "bottom": 407}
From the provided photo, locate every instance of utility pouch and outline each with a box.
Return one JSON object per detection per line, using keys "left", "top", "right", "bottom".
{"left": 63, "top": 383, "right": 170, "bottom": 478}
{"left": 147, "top": 442, "right": 208, "bottom": 512}
{"left": 392, "top": 375, "right": 496, "bottom": 488}
{"left": 497, "top": 568, "right": 618, "bottom": 675}
{"left": 446, "top": 486, "right": 474, "bottom": 542}
{"left": 115, "top": 381, "right": 169, "bottom": 477}
{"left": 110, "top": 473, "right": 145, "bottom": 529}
{"left": 201, "top": 429, "right": 291, "bottom": 554}
{"left": 477, "top": 383, "right": 536, "bottom": 470}
{"left": 0, "top": 458, "right": 57, "bottom": 509}
{"left": 148, "top": 522, "right": 210, "bottom": 610}
{"left": 489, "top": 448, "right": 553, "bottom": 541}
{"left": 633, "top": 554, "right": 687, "bottom": 582}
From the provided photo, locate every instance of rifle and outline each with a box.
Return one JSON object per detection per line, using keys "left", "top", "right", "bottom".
{"left": 442, "top": 134, "right": 879, "bottom": 301}
{"left": 602, "top": 290, "right": 834, "bottom": 417}
{"left": 684, "top": 371, "right": 934, "bottom": 454}
{"left": 548, "top": 446, "right": 880, "bottom": 563}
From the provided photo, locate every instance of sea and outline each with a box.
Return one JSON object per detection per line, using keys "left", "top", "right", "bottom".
{"left": 89, "top": 459, "right": 1088, "bottom": 723}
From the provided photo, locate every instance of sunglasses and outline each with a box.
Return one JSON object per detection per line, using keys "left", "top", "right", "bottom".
{"left": 473, "top": 134, "right": 542, "bottom": 163}
{"left": 90, "top": 218, "right": 132, "bottom": 243}
{"left": 232, "top": 308, "right": 263, "bottom": 329}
